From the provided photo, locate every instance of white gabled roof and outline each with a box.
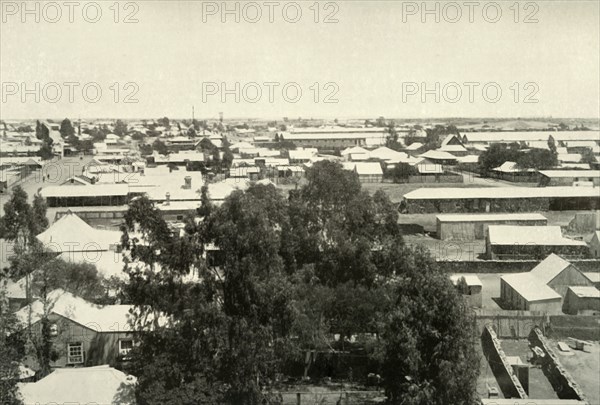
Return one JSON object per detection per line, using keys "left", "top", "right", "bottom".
{"left": 487, "top": 226, "right": 587, "bottom": 247}
{"left": 501, "top": 255, "right": 594, "bottom": 304}
{"left": 36, "top": 212, "right": 121, "bottom": 252}
{"left": 18, "top": 365, "right": 136, "bottom": 405}
{"left": 559, "top": 163, "right": 593, "bottom": 169}
{"left": 208, "top": 179, "right": 249, "bottom": 202}
{"left": 59, "top": 250, "right": 127, "bottom": 280}
{"left": 276, "top": 165, "right": 304, "bottom": 173}
{"left": 369, "top": 146, "right": 408, "bottom": 161}
{"left": 403, "top": 186, "right": 600, "bottom": 200}
{"left": 558, "top": 153, "right": 582, "bottom": 163}
{"left": 438, "top": 134, "right": 467, "bottom": 152}
{"left": 437, "top": 213, "right": 547, "bottom": 223}
{"left": 15, "top": 289, "right": 134, "bottom": 332}
{"left": 439, "top": 144, "right": 467, "bottom": 153}
{"left": 539, "top": 170, "right": 600, "bottom": 178}
{"left": 256, "top": 148, "right": 281, "bottom": 158}
{"left": 353, "top": 162, "right": 383, "bottom": 175}
{"left": 456, "top": 155, "right": 480, "bottom": 164}
{"left": 341, "top": 146, "right": 369, "bottom": 156}
{"left": 419, "top": 150, "right": 457, "bottom": 160}
{"left": 405, "top": 142, "right": 423, "bottom": 150}
{"left": 584, "top": 272, "right": 600, "bottom": 283}
{"left": 450, "top": 274, "right": 483, "bottom": 287}
{"left": 441, "top": 134, "right": 462, "bottom": 147}
{"left": 3, "top": 277, "right": 27, "bottom": 299}
{"left": 463, "top": 130, "right": 600, "bottom": 143}
{"left": 167, "top": 152, "right": 205, "bottom": 163}
{"left": 501, "top": 273, "right": 562, "bottom": 302}
{"left": 230, "top": 141, "right": 254, "bottom": 150}
{"left": 41, "top": 184, "right": 129, "bottom": 198}
{"left": 492, "top": 161, "right": 535, "bottom": 173}
{"left": 288, "top": 149, "right": 317, "bottom": 160}
{"left": 568, "top": 286, "right": 600, "bottom": 298}
{"left": 529, "top": 253, "right": 575, "bottom": 284}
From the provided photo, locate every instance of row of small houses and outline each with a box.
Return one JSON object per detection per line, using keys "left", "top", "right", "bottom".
{"left": 491, "top": 163, "right": 600, "bottom": 186}
{"left": 148, "top": 146, "right": 456, "bottom": 184}
{"left": 126, "top": 133, "right": 600, "bottom": 185}
{"left": 0, "top": 157, "right": 43, "bottom": 192}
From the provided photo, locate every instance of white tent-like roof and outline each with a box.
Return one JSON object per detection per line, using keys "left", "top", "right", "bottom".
{"left": 341, "top": 146, "right": 369, "bottom": 156}
{"left": 18, "top": 365, "right": 136, "bottom": 405}
{"left": 419, "top": 150, "right": 457, "bottom": 161}
{"left": 348, "top": 162, "right": 383, "bottom": 175}
{"left": 405, "top": 142, "right": 423, "bottom": 150}
{"left": 492, "top": 161, "right": 536, "bottom": 173}
{"left": 15, "top": 289, "right": 134, "bottom": 332}
{"left": 36, "top": 212, "right": 121, "bottom": 252}
{"left": 369, "top": 146, "right": 408, "bottom": 161}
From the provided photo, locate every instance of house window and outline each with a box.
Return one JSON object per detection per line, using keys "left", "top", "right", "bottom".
{"left": 119, "top": 339, "right": 134, "bottom": 357}
{"left": 67, "top": 342, "right": 84, "bottom": 364}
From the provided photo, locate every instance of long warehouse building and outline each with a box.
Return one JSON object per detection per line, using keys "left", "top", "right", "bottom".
{"left": 403, "top": 186, "right": 600, "bottom": 213}
{"left": 436, "top": 213, "right": 548, "bottom": 240}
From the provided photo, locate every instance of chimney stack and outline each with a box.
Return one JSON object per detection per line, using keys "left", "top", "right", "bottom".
{"left": 165, "top": 192, "right": 170, "bottom": 205}
{"left": 183, "top": 176, "right": 192, "bottom": 189}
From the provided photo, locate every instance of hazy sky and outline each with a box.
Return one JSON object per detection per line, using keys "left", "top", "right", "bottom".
{"left": 1, "top": 0, "right": 599, "bottom": 120}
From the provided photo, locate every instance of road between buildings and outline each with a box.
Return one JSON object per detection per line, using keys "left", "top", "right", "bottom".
{"left": 0, "top": 155, "right": 96, "bottom": 217}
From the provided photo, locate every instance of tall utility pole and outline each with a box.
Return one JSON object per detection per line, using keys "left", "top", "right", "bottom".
{"left": 192, "top": 106, "right": 195, "bottom": 122}
{"left": 219, "top": 112, "right": 223, "bottom": 123}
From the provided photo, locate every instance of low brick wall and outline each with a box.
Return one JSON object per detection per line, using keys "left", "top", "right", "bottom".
{"left": 481, "top": 325, "right": 528, "bottom": 399}
{"left": 405, "top": 197, "right": 549, "bottom": 214}
{"left": 489, "top": 244, "right": 591, "bottom": 261}
{"left": 476, "top": 312, "right": 546, "bottom": 339}
{"left": 436, "top": 260, "right": 537, "bottom": 273}
{"left": 407, "top": 174, "right": 464, "bottom": 184}
{"left": 547, "top": 315, "right": 600, "bottom": 342}
{"left": 435, "top": 260, "right": 600, "bottom": 274}
{"left": 528, "top": 328, "right": 589, "bottom": 403}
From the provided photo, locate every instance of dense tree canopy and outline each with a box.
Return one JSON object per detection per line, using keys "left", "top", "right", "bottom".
{"left": 114, "top": 119, "right": 129, "bottom": 136}
{"left": 59, "top": 118, "right": 75, "bottom": 140}
{"left": 152, "top": 139, "right": 169, "bottom": 155}
{"left": 478, "top": 143, "right": 558, "bottom": 174}
{"left": 0, "top": 186, "right": 44, "bottom": 254}
{"left": 424, "top": 125, "right": 459, "bottom": 150}
{"left": 385, "top": 163, "right": 420, "bottom": 183}
{"left": 120, "top": 161, "right": 479, "bottom": 404}
{"left": 0, "top": 286, "right": 25, "bottom": 405}
{"left": 374, "top": 246, "right": 479, "bottom": 405}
